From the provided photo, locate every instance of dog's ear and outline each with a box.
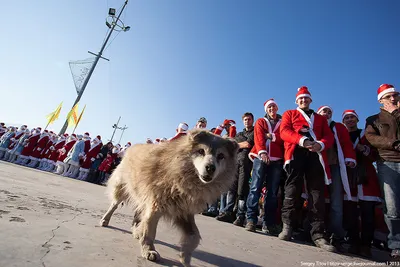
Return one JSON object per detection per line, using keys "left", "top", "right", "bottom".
{"left": 188, "top": 129, "right": 209, "bottom": 143}
{"left": 225, "top": 139, "right": 239, "bottom": 157}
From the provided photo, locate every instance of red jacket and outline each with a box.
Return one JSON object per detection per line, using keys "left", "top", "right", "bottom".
{"left": 20, "top": 133, "right": 41, "bottom": 157}
{"left": 280, "top": 108, "right": 334, "bottom": 185}
{"left": 249, "top": 117, "right": 284, "bottom": 162}
{"left": 40, "top": 139, "right": 54, "bottom": 159}
{"left": 49, "top": 140, "right": 66, "bottom": 162}
{"left": 214, "top": 119, "right": 236, "bottom": 138}
{"left": 98, "top": 153, "right": 118, "bottom": 173}
{"left": 80, "top": 142, "right": 102, "bottom": 169}
{"left": 57, "top": 140, "right": 76, "bottom": 162}
{"left": 346, "top": 129, "right": 381, "bottom": 202}
{"left": 30, "top": 135, "right": 50, "bottom": 159}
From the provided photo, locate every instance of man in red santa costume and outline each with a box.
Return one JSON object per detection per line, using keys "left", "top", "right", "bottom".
{"left": 27, "top": 130, "right": 50, "bottom": 168}
{"left": 214, "top": 119, "right": 237, "bottom": 138}
{"left": 245, "top": 99, "right": 284, "bottom": 234}
{"left": 316, "top": 105, "right": 357, "bottom": 251}
{"left": 77, "top": 135, "right": 102, "bottom": 181}
{"left": 2, "top": 125, "right": 27, "bottom": 161}
{"left": 15, "top": 127, "right": 42, "bottom": 166}
{"left": 342, "top": 109, "right": 382, "bottom": 258}
{"left": 37, "top": 132, "right": 56, "bottom": 170}
{"left": 279, "top": 86, "right": 336, "bottom": 252}
{"left": 63, "top": 133, "right": 90, "bottom": 178}
{"left": 169, "top": 122, "right": 189, "bottom": 141}
{"left": 118, "top": 142, "right": 131, "bottom": 158}
{"left": 54, "top": 134, "right": 77, "bottom": 175}
{"left": 43, "top": 134, "right": 67, "bottom": 172}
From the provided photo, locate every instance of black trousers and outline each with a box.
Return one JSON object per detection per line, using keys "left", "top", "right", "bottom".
{"left": 343, "top": 200, "right": 376, "bottom": 247}
{"left": 282, "top": 147, "right": 326, "bottom": 241}
{"left": 224, "top": 158, "right": 252, "bottom": 213}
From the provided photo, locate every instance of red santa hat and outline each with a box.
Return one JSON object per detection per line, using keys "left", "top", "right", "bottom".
{"left": 178, "top": 122, "right": 189, "bottom": 132}
{"left": 71, "top": 134, "right": 77, "bottom": 140}
{"left": 296, "top": 86, "right": 312, "bottom": 102}
{"left": 342, "top": 110, "right": 359, "bottom": 121}
{"left": 64, "top": 133, "right": 69, "bottom": 138}
{"left": 377, "top": 84, "right": 397, "bottom": 100}
{"left": 37, "top": 127, "right": 42, "bottom": 132}
{"left": 127, "top": 142, "right": 131, "bottom": 146}
{"left": 84, "top": 132, "right": 90, "bottom": 138}
{"left": 264, "top": 99, "right": 277, "bottom": 112}
{"left": 316, "top": 105, "right": 333, "bottom": 115}
{"left": 155, "top": 138, "right": 160, "bottom": 143}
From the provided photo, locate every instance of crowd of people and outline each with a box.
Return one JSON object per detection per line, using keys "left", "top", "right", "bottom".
{"left": 1, "top": 83, "right": 400, "bottom": 260}
{"left": 0, "top": 125, "right": 132, "bottom": 185}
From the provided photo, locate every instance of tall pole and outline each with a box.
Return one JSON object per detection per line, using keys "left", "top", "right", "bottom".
{"left": 59, "top": 0, "right": 129, "bottom": 135}
{"left": 118, "top": 125, "right": 128, "bottom": 144}
{"left": 110, "top": 116, "right": 121, "bottom": 143}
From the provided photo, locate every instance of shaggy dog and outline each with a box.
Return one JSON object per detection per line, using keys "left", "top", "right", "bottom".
{"left": 100, "top": 129, "right": 238, "bottom": 266}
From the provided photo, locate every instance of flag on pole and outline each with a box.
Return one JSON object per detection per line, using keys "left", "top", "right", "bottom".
{"left": 46, "top": 102, "right": 63, "bottom": 126}
{"left": 72, "top": 105, "right": 86, "bottom": 134}
{"left": 67, "top": 103, "right": 79, "bottom": 127}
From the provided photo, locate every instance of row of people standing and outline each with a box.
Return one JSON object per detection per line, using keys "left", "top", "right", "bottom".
{"left": 204, "top": 85, "right": 397, "bottom": 259}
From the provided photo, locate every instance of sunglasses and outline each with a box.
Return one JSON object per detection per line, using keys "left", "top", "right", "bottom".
{"left": 382, "top": 93, "right": 400, "bottom": 100}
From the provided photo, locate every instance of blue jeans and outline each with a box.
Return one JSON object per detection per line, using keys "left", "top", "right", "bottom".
{"left": 377, "top": 161, "right": 400, "bottom": 250}
{"left": 328, "top": 164, "right": 346, "bottom": 239}
{"left": 246, "top": 158, "right": 282, "bottom": 225}
{"left": 219, "top": 192, "right": 227, "bottom": 214}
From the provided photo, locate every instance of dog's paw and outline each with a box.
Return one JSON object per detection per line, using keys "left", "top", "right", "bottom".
{"left": 142, "top": 250, "right": 160, "bottom": 262}
{"left": 179, "top": 253, "right": 192, "bottom": 267}
{"left": 99, "top": 219, "right": 109, "bottom": 227}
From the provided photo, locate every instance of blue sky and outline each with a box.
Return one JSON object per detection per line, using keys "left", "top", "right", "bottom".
{"left": 1, "top": 0, "right": 399, "bottom": 145}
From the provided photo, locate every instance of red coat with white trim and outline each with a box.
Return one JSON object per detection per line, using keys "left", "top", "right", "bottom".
{"left": 80, "top": 142, "right": 102, "bottom": 169}
{"left": 347, "top": 130, "right": 381, "bottom": 202}
{"left": 324, "top": 122, "right": 357, "bottom": 202}
{"left": 30, "top": 135, "right": 50, "bottom": 159}
{"left": 214, "top": 120, "right": 236, "bottom": 138}
{"left": 8, "top": 131, "right": 25, "bottom": 150}
{"left": 249, "top": 117, "right": 284, "bottom": 161}
{"left": 280, "top": 108, "right": 334, "bottom": 184}
{"left": 20, "top": 133, "right": 41, "bottom": 157}
{"left": 57, "top": 140, "right": 76, "bottom": 162}
{"left": 168, "top": 132, "right": 187, "bottom": 142}
{"left": 40, "top": 139, "right": 54, "bottom": 159}
{"left": 48, "top": 140, "right": 66, "bottom": 162}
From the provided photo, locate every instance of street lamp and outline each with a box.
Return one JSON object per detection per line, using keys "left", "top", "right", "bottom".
{"left": 59, "top": 0, "right": 130, "bottom": 135}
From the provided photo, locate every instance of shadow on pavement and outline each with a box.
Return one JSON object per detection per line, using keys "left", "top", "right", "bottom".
{"left": 156, "top": 240, "right": 262, "bottom": 267}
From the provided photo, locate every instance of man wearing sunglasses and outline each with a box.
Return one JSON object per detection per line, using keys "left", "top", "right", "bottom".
{"left": 365, "top": 83, "right": 400, "bottom": 260}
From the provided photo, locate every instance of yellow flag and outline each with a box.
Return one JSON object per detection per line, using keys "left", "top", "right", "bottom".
{"left": 46, "top": 102, "right": 63, "bottom": 125}
{"left": 76, "top": 105, "right": 86, "bottom": 126}
{"left": 67, "top": 103, "right": 79, "bottom": 127}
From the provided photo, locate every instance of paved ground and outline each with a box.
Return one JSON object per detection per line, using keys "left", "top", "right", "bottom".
{"left": 0, "top": 161, "right": 392, "bottom": 267}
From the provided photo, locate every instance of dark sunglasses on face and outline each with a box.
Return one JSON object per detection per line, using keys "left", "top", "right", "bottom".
{"left": 382, "top": 93, "right": 400, "bottom": 100}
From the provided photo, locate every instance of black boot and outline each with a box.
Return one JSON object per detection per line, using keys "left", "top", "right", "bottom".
{"left": 278, "top": 223, "right": 293, "bottom": 241}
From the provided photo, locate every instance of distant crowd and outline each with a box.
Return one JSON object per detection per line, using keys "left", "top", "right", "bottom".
{"left": 2, "top": 84, "right": 400, "bottom": 261}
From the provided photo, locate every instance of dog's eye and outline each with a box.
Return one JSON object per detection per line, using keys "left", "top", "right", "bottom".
{"left": 197, "top": 149, "right": 205, "bottom": 156}
{"left": 217, "top": 153, "right": 225, "bottom": 160}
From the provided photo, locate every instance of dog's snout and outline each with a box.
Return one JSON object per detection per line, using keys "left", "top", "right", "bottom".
{"left": 205, "top": 164, "right": 216, "bottom": 175}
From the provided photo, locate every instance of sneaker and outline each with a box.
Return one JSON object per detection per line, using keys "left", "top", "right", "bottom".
{"left": 233, "top": 216, "right": 245, "bottom": 227}
{"left": 245, "top": 221, "right": 256, "bottom": 232}
{"left": 314, "top": 238, "right": 337, "bottom": 253}
{"left": 215, "top": 212, "right": 235, "bottom": 223}
{"left": 201, "top": 210, "right": 218, "bottom": 218}
{"left": 278, "top": 223, "right": 293, "bottom": 241}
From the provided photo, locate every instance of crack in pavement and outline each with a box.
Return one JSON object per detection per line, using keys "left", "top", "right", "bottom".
{"left": 40, "top": 200, "right": 83, "bottom": 267}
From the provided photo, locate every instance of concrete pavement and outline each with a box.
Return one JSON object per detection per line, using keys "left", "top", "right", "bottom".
{"left": 0, "top": 161, "right": 391, "bottom": 267}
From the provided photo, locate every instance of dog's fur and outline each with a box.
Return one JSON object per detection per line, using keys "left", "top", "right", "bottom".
{"left": 100, "top": 129, "right": 238, "bottom": 266}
